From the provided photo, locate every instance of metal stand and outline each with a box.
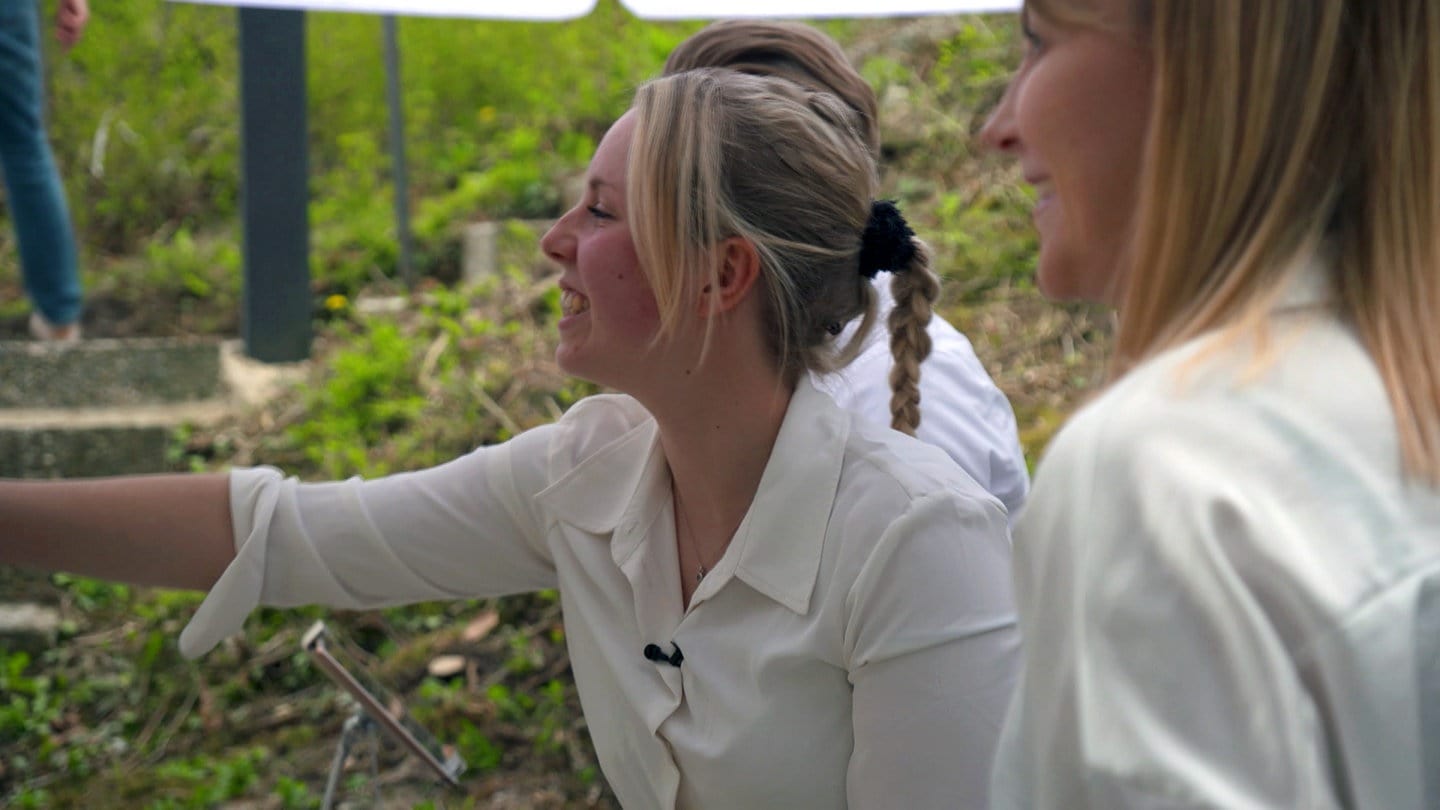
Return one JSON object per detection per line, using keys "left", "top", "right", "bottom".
{"left": 321, "top": 710, "right": 381, "bottom": 810}
{"left": 382, "top": 15, "right": 416, "bottom": 290}
{"left": 237, "top": 7, "right": 312, "bottom": 363}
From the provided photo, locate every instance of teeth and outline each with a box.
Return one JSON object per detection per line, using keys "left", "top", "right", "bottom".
{"left": 561, "top": 290, "right": 590, "bottom": 316}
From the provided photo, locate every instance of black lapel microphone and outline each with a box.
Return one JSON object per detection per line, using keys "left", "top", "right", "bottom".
{"left": 643, "top": 642, "right": 684, "bottom": 668}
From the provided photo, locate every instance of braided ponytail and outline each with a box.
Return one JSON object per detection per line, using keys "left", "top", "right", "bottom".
{"left": 856, "top": 200, "right": 938, "bottom": 436}
{"left": 886, "top": 241, "right": 938, "bottom": 435}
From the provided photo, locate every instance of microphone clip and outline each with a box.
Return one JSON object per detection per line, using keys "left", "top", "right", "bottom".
{"left": 643, "top": 642, "right": 684, "bottom": 668}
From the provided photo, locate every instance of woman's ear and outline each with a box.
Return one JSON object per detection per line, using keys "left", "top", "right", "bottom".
{"left": 699, "top": 237, "right": 762, "bottom": 317}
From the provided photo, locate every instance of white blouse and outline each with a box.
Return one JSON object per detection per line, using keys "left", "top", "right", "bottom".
{"left": 181, "top": 378, "right": 1019, "bottom": 810}
{"left": 991, "top": 267, "right": 1440, "bottom": 809}
{"left": 813, "top": 280, "right": 1030, "bottom": 522}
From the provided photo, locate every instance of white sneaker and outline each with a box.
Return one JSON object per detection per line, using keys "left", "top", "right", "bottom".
{"left": 29, "top": 312, "right": 82, "bottom": 343}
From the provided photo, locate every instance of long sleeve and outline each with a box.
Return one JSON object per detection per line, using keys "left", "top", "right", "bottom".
{"left": 180, "top": 422, "right": 560, "bottom": 658}
{"left": 844, "top": 491, "right": 1020, "bottom": 810}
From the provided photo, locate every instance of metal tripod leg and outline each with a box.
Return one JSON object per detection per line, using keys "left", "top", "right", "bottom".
{"left": 321, "top": 710, "right": 376, "bottom": 810}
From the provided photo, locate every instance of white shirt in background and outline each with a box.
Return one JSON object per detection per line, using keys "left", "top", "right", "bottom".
{"left": 181, "top": 378, "right": 1020, "bottom": 810}
{"left": 991, "top": 264, "right": 1440, "bottom": 809}
{"left": 812, "top": 280, "right": 1029, "bottom": 523}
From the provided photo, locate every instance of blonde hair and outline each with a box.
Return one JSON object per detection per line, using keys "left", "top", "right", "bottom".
{"left": 1034, "top": 0, "right": 1440, "bottom": 483}
{"left": 662, "top": 20, "right": 882, "bottom": 157}
{"left": 627, "top": 70, "right": 939, "bottom": 434}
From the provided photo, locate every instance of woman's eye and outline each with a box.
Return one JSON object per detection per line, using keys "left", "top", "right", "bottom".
{"left": 586, "top": 204, "right": 613, "bottom": 221}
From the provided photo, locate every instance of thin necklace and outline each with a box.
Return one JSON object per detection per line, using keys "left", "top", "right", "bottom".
{"left": 674, "top": 489, "right": 712, "bottom": 584}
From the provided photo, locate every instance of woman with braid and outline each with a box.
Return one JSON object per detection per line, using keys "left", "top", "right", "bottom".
{"left": 666, "top": 20, "right": 1031, "bottom": 523}
{"left": 1, "top": 70, "right": 1017, "bottom": 809}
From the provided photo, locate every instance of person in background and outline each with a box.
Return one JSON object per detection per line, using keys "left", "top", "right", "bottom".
{"left": 981, "top": 0, "right": 1440, "bottom": 806}
{"left": 667, "top": 20, "right": 1030, "bottom": 522}
{"left": 1, "top": 0, "right": 88, "bottom": 342}
{"left": 1, "top": 69, "right": 1018, "bottom": 809}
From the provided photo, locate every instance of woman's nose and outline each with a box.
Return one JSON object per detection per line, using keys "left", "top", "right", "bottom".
{"left": 540, "top": 209, "right": 576, "bottom": 264}
{"left": 979, "top": 85, "right": 1021, "bottom": 155}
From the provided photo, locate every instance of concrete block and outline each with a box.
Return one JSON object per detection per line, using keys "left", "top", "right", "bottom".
{"left": 0, "top": 337, "right": 223, "bottom": 409}
{"left": 0, "top": 602, "right": 62, "bottom": 656}
{"left": 463, "top": 221, "right": 502, "bottom": 284}
{"left": 0, "top": 400, "right": 230, "bottom": 478}
{"left": 220, "top": 339, "right": 308, "bottom": 408}
{"left": 0, "top": 423, "right": 175, "bottom": 479}
{"left": 462, "top": 219, "right": 555, "bottom": 284}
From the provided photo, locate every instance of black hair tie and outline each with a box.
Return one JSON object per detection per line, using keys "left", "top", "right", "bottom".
{"left": 858, "top": 200, "right": 916, "bottom": 279}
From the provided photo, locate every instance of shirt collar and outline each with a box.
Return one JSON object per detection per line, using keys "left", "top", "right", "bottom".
{"left": 534, "top": 378, "right": 850, "bottom": 616}
{"left": 726, "top": 378, "right": 848, "bottom": 615}
{"left": 536, "top": 414, "right": 663, "bottom": 538}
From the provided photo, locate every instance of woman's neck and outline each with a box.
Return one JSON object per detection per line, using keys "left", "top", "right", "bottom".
{"left": 646, "top": 352, "right": 793, "bottom": 585}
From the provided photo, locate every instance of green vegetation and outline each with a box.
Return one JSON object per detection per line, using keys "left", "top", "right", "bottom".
{"left": 0, "top": 4, "right": 1112, "bottom": 806}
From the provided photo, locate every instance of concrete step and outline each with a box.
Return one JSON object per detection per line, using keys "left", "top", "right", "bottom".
{"left": 0, "top": 338, "right": 305, "bottom": 479}
{"left": 0, "top": 602, "right": 61, "bottom": 656}
{"left": 1, "top": 339, "right": 306, "bottom": 652}
{"left": 0, "top": 401, "right": 232, "bottom": 478}
{"left": 0, "top": 336, "right": 223, "bottom": 408}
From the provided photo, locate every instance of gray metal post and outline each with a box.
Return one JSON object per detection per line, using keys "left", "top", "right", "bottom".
{"left": 382, "top": 16, "right": 416, "bottom": 289}
{"left": 238, "top": 8, "right": 312, "bottom": 362}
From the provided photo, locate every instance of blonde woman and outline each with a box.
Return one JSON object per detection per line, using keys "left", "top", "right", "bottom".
{"left": 666, "top": 21, "right": 1031, "bottom": 521}
{"left": 1, "top": 70, "right": 1017, "bottom": 809}
{"left": 981, "top": 0, "right": 1440, "bottom": 807}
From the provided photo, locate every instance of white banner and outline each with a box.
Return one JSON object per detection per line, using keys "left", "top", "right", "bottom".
{"left": 174, "top": 0, "right": 598, "bottom": 20}
{"left": 623, "top": 0, "right": 1019, "bottom": 18}
{"left": 171, "top": 0, "right": 1017, "bottom": 20}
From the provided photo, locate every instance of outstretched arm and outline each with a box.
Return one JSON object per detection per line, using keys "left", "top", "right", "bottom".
{"left": 0, "top": 474, "right": 234, "bottom": 591}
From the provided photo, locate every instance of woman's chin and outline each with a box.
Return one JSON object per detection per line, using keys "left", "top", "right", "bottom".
{"left": 555, "top": 345, "right": 605, "bottom": 386}
{"left": 555, "top": 345, "right": 582, "bottom": 376}
{"left": 1036, "top": 254, "right": 1095, "bottom": 305}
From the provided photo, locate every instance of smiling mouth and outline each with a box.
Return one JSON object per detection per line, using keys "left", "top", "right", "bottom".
{"left": 1033, "top": 191, "right": 1056, "bottom": 215}
{"left": 561, "top": 290, "right": 590, "bottom": 317}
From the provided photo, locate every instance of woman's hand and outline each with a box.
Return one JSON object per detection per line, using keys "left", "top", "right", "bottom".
{"left": 56, "top": 0, "right": 90, "bottom": 51}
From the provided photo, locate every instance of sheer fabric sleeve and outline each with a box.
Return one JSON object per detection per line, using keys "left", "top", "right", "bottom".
{"left": 180, "top": 422, "right": 559, "bottom": 659}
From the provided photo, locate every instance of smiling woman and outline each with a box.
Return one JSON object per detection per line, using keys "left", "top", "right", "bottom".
{"left": 1, "top": 67, "right": 1018, "bottom": 810}
{"left": 980, "top": 0, "right": 1150, "bottom": 304}
{"left": 542, "top": 112, "right": 658, "bottom": 389}
{"left": 982, "top": 0, "right": 1440, "bottom": 807}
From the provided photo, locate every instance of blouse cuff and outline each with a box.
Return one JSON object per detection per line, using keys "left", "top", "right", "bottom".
{"left": 178, "top": 466, "right": 283, "bottom": 659}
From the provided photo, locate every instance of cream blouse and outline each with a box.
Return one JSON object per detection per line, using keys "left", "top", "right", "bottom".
{"left": 181, "top": 379, "right": 1019, "bottom": 810}
{"left": 992, "top": 266, "right": 1440, "bottom": 808}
